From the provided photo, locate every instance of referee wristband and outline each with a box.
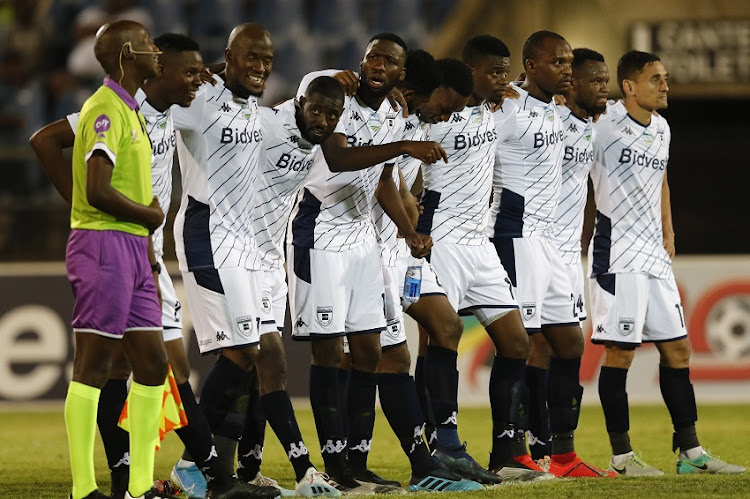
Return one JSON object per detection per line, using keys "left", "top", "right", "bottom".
{"left": 151, "top": 263, "right": 160, "bottom": 274}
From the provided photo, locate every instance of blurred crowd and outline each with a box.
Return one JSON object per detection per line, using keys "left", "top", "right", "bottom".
{"left": 0, "top": 0, "right": 452, "bottom": 198}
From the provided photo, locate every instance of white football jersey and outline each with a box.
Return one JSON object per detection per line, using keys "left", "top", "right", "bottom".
{"left": 172, "top": 74, "right": 263, "bottom": 271}
{"left": 551, "top": 105, "right": 595, "bottom": 265}
{"left": 590, "top": 100, "right": 672, "bottom": 278}
{"left": 418, "top": 103, "right": 497, "bottom": 245}
{"left": 253, "top": 99, "right": 319, "bottom": 270}
{"left": 290, "top": 70, "right": 405, "bottom": 252}
{"left": 490, "top": 84, "right": 565, "bottom": 240}
{"left": 66, "top": 88, "right": 176, "bottom": 259}
{"left": 372, "top": 113, "right": 429, "bottom": 267}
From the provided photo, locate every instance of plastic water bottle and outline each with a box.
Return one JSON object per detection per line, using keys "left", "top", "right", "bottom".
{"left": 403, "top": 257, "right": 423, "bottom": 304}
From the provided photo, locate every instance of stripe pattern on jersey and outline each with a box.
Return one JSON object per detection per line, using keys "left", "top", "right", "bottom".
{"left": 551, "top": 105, "right": 595, "bottom": 265}
{"left": 420, "top": 103, "right": 497, "bottom": 245}
{"left": 490, "top": 85, "right": 565, "bottom": 240}
{"left": 590, "top": 101, "right": 672, "bottom": 278}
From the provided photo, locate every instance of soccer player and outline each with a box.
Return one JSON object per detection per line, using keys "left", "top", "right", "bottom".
{"left": 166, "top": 22, "right": 280, "bottom": 496}
{"left": 417, "top": 34, "right": 551, "bottom": 483}
{"left": 589, "top": 50, "right": 745, "bottom": 476}
{"left": 30, "top": 33, "right": 280, "bottom": 499}
{"left": 367, "top": 51, "right": 483, "bottom": 492}
{"left": 55, "top": 19, "right": 168, "bottom": 499}
{"left": 491, "top": 30, "right": 613, "bottom": 478}
{"left": 523, "top": 47, "right": 611, "bottom": 467}
{"left": 229, "top": 77, "right": 346, "bottom": 497}
{"left": 289, "top": 33, "right": 442, "bottom": 493}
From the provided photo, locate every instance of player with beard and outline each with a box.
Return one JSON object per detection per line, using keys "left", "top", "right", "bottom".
{"left": 416, "top": 35, "right": 552, "bottom": 484}
{"left": 32, "top": 33, "right": 281, "bottom": 499}
{"left": 491, "top": 31, "right": 613, "bottom": 478}
{"left": 590, "top": 50, "right": 745, "bottom": 476}
{"left": 289, "top": 33, "right": 446, "bottom": 493}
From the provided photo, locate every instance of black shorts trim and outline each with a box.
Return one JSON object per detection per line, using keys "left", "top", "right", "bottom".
{"left": 526, "top": 327, "right": 543, "bottom": 335}
{"left": 200, "top": 340, "right": 260, "bottom": 356}
{"left": 591, "top": 338, "right": 641, "bottom": 347}
{"left": 295, "top": 331, "right": 347, "bottom": 341}
{"left": 347, "top": 327, "right": 386, "bottom": 336}
{"left": 542, "top": 321, "right": 582, "bottom": 329}
{"left": 381, "top": 340, "right": 407, "bottom": 351}
{"left": 261, "top": 320, "right": 276, "bottom": 325}
{"left": 419, "top": 292, "right": 446, "bottom": 298}
{"left": 649, "top": 334, "right": 688, "bottom": 344}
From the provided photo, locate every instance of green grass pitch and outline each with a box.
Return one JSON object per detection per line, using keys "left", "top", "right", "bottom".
{"left": 1, "top": 404, "right": 748, "bottom": 498}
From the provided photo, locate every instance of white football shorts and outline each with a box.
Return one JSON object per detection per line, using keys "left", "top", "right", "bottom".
{"left": 493, "top": 236, "right": 579, "bottom": 332}
{"left": 590, "top": 272, "right": 687, "bottom": 345}
{"left": 289, "top": 238, "right": 386, "bottom": 339}
{"left": 430, "top": 240, "right": 517, "bottom": 323}
{"left": 566, "top": 261, "right": 587, "bottom": 322}
{"left": 259, "top": 266, "right": 287, "bottom": 336}
{"left": 395, "top": 239, "right": 446, "bottom": 311}
{"left": 381, "top": 264, "right": 407, "bottom": 349}
{"left": 157, "top": 257, "right": 183, "bottom": 342}
{"left": 182, "top": 266, "right": 261, "bottom": 354}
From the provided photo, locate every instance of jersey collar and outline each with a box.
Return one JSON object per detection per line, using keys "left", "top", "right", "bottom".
{"left": 103, "top": 77, "right": 139, "bottom": 111}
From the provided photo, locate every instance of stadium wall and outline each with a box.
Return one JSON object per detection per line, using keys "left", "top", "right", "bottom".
{"left": 0, "top": 256, "right": 749, "bottom": 404}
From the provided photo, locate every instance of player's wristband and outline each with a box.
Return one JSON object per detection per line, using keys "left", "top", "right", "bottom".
{"left": 151, "top": 263, "right": 160, "bottom": 274}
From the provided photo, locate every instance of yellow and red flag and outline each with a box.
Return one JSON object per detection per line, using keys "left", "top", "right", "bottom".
{"left": 118, "top": 366, "right": 189, "bottom": 450}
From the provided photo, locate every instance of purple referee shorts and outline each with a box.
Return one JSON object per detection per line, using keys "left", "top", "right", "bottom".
{"left": 66, "top": 229, "right": 162, "bottom": 338}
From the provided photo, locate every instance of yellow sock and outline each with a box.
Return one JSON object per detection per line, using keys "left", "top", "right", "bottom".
{"left": 65, "top": 381, "right": 101, "bottom": 499}
{"left": 127, "top": 381, "right": 164, "bottom": 496}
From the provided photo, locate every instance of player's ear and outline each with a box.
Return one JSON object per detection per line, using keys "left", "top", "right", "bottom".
{"left": 296, "top": 96, "right": 306, "bottom": 110}
{"left": 122, "top": 41, "right": 135, "bottom": 60}
{"left": 398, "top": 67, "right": 405, "bottom": 82}
{"left": 622, "top": 79, "right": 634, "bottom": 96}
{"left": 524, "top": 58, "right": 534, "bottom": 73}
{"left": 224, "top": 47, "right": 232, "bottom": 65}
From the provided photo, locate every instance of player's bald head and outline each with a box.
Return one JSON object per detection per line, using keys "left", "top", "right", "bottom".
{"left": 227, "top": 23, "right": 271, "bottom": 51}
{"left": 94, "top": 20, "right": 147, "bottom": 74}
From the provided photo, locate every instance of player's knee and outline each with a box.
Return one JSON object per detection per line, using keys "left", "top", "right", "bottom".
{"left": 348, "top": 335, "right": 381, "bottom": 373}
{"left": 378, "top": 344, "right": 411, "bottom": 374}
{"left": 222, "top": 345, "right": 258, "bottom": 372}
{"left": 528, "top": 335, "right": 552, "bottom": 368}
{"left": 604, "top": 344, "right": 636, "bottom": 368}
{"left": 311, "top": 337, "right": 344, "bottom": 368}
{"left": 170, "top": 356, "right": 192, "bottom": 385}
{"left": 109, "top": 352, "right": 132, "bottom": 380}
{"left": 258, "top": 342, "right": 288, "bottom": 393}
{"left": 659, "top": 339, "right": 691, "bottom": 368}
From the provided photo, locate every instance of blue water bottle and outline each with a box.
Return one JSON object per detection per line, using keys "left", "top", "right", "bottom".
{"left": 403, "top": 257, "right": 423, "bottom": 303}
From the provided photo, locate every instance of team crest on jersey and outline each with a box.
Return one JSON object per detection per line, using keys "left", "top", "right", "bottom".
{"left": 470, "top": 106, "right": 483, "bottom": 124}
{"left": 543, "top": 108, "right": 555, "bottom": 122}
{"left": 619, "top": 317, "right": 635, "bottom": 336}
{"left": 386, "top": 112, "right": 397, "bottom": 130}
{"left": 236, "top": 315, "right": 254, "bottom": 337}
{"left": 521, "top": 302, "right": 536, "bottom": 321}
{"left": 584, "top": 124, "right": 592, "bottom": 141}
{"left": 368, "top": 112, "right": 382, "bottom": 133}
{"left": 157, "top": 117, "right": 167, "bottom": 129}
{"left": 316, "top": 306, "right": 333, "bottom": 327}
{"left": 641, "top": 130, "right": 654, "bottom": 147}
{"left": 261, "top": 296, "right": 272, "bottom": 315}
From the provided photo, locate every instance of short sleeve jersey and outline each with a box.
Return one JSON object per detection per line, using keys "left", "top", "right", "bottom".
{"left": 70, "top": 78, "right": 153, "bottom": 236}
{"left": 489, "top": 84, "right": 565, "bottom": 240}
{"left": 67, "top": 89, "right": 176, "bottom": 258}
{"left": 253, "top": 100, "right": 319, "bottom": 270}
{"left": 590, "top": 100, "right": 672, "bottom": 278}
{"left": 417, "top": 103, "right": 497, "bottom": 245}
{"left": 290, "top": 70, "right": 405, "bottom": 252}
{"left": 171, "top": 74, "right": 263, "bottom": 271}
{"left": 372, "top": 113, "right": 428, "bottom": 267}
{"left": 551, "top": 105, "right": 595, "bottom": 265}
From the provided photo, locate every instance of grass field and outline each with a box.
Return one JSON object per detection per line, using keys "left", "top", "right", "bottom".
{"left": 1, "top": 404, "right": 748, "bottom": 498}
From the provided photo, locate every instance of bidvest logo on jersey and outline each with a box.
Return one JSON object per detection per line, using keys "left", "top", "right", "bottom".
{"left": 533, "top": 130, "right": 564, "bottom": 148}
{"left": 220, "top": 127, "right": 262, "bottom": 144}
{"left": 153, "top": 131, "right": 177, "bottom": 156}
{"left": 347, "top": 135, "right": 373, "bottom": 147}
{"left": 275, "top": 152, "right": 313, "bottom": 172}
{"left": 618, "top": 148, "right": 667, "bottom": 169}
{"left": 454, "top": 129, "right": 497, "bottom": 150}
{"left": 563, "top": 145, "right": 594, "bottom": 163}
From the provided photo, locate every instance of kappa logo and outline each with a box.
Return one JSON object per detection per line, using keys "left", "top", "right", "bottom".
{"left": 216, "top": 330, "right": 229, "bottom": 341}
{"left": 596, "top": 324, "right": 604, "bottom": 333}
{"left": 451, "top": 113, "right": 465, "bottom": 123}
{"left": 220, "top": 102, "right": 232, "bottom": 113}
{"left": 521, "top": 302, "right": 536, "bottom": 320}
{"left": 441, "top": 411, "right": 458, "bottom": 425}
{"left": 349, "top": 439, "right": 371, "bottom": 453}
{"left": 404, "top": 121, "right": 415, "bottom": 130}
{"left": 241, "top": 444, "right": 263, "bottom": 460}
{"left": 289, "top": 135, "right": 300, "bottom": 144}
{"left": 321, "top": 439, "right": 347, "bottom": 455}
{"left": 623, "top": 126, "right": 634, "bottom": 136}
{"left": 295, "top": 317, "right": 307, "bottom": 329}
{"left": 352, "top": 111, "right": 362, "bottom": 121}
{"left": 287, "top": 442, "right": 309, "bottom": 460}
{"left": 619, "top": 317, "right": 635, "bottom": 336}
{"left": 316, "top": 306, "right": 333, "bottom": 327}
{"left": 568, "top": 123, "right": 579, "bottom": 133}
{"left": 261, "top": 296, "right": 272, "bottom": 314}
{"left": 529, "top": 110, "right": 539, "bottom": 118}
{"left": 112, "top": 452, "right": 130, "bottom": 468}
{"left": 236, "top": 315, "right": 254, "bottom": 337}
